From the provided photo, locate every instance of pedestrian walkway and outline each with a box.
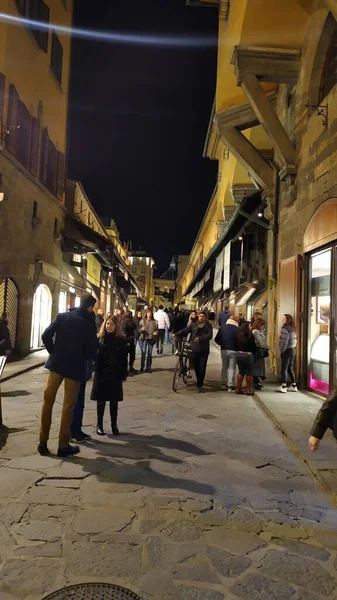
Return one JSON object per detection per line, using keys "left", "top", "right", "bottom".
{"left": 1, "top": 346, "right": 337, "bottom": 599}
{"left": 0, "top": 349, "right": 48, "bottom": 383}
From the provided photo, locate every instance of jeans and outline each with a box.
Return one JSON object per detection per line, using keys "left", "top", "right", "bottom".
{"left": 236, "top": 353, "right": 254, "bottom": 376}
{"left": 191, "top": 351, "right": 209, "bottom": 388}
{"left": 126, "top": 340, "right": 136, "bottom": 369}
{"left": 140, "top": 340, "right": 154, "bottom": 370}
{"left": 165, "top": 329, "right": 171, "bottom": 344}
{"left": 156, "top": 329, "right": 165, "bottom": 350}
{"left": 281, "top": 348, "right": 296, "bottom": 384}
{"left": 40, "top": 372, "right": 80, "bottom": 449}
{"left": 221, "top": 350, "right": 237, "bottom": 388}
{"left": 71, "top": 381, "right": 86, "bottom": 436}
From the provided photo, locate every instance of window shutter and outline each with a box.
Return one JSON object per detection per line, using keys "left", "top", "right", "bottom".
{"left": 56, "top": 151, "right": 65, "bottom": 199}
{"left": 39, "top": 127, "right": 49, "bottom": 186}
{"left": 17, "top": 100, "right": 32, "bottom": 170}
{"left": 6, "top": 84, "right": 19, "bottom": 155}
{"left": 15, "top": 0, "right": 26, "bottom": 15}
{"left": 30, "top": 117, "right": 40, "bottom": 176}
{"left": 46, "top": 138, "right": 57, "bottom": 195}
{"left": 29, "top": 0, "right": 50, "bottom": 53}
{"left": 0, "top": 73, "right": 5, "bottom": 123}
{"left": 51, "top": 33, "right": 63, "bottom": 84}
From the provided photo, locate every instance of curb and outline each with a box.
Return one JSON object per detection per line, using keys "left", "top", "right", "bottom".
{"left": 253, "top": 389, "right": 337, "bottom": 508}
{"left": 0, "top": 361, "right": 45, "bottom": 384}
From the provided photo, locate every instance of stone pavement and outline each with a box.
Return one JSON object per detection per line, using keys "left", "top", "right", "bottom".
{"left": 1, "top": 347, "right": 337, "bottom": 599}
{"left": 0, "top": 350, "right": 48, "bottom": 383}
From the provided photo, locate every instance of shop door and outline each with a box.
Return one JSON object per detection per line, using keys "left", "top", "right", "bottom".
{"left": 30, "top": 284, "right": 52, "bottom": 349}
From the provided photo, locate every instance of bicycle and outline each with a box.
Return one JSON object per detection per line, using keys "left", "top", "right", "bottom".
{"left": 172, "top": 340, "right": 191, "bottom": 392}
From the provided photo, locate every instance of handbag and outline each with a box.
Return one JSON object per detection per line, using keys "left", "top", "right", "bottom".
{"left": 214, "top": 330, "right": 221, "bottom": 345}
{"left": 255, "top": 346, "right": 269, "bottom": 359}
{"left": 147, "top": 337, "right": 156, "bottom": 347}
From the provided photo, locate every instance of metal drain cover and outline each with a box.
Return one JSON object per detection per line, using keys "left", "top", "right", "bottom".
{"left": 43, "top": 583, "right": 143, "bottom": 600}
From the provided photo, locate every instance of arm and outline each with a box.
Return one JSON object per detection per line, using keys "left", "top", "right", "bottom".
{"left": 42, "top": 315, "right": 60, "bottom": 354}
{"left": 175, "top": 324, "right": 192, "bottom": 339}
{"left": 164, "top": 313, "right": 170, "bottom": 329}
{"left": 310, "top": 390, "right": 337, "bottom": 440}
{"left": 279, "top": 327, "right": 289, "bottom": 354}
{"left": 83, "top": 323, "right": 99, "bottom": 361}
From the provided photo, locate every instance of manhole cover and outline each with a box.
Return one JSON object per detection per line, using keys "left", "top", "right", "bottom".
{"left": 197, "top": 413, "right": 217, "bottom": 420}
{"left": 43, "top": 583, "right": 143, "bottom": 600}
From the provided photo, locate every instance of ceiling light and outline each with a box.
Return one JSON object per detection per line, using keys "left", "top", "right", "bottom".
{"left": 258, "top": 212, "right": 263, "bottom": 218}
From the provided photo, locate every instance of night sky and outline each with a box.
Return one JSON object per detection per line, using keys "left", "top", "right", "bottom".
{"left": 68, "top": 0, "right": 218, "bottom": 274}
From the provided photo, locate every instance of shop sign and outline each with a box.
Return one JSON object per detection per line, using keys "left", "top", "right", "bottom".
{"left": 223, "top": 242, "right": 231, "bottom": 291}
{"left": 213, "top": 252, "right": 223, "bottom": 292}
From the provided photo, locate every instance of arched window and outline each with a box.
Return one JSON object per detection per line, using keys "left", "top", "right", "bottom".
{"left": 319, "top": 18, "right": 337, "bottom": 102}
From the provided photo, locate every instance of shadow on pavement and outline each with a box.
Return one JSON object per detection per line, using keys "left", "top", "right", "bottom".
{"left": 1, "top": 390, "right": 32, "bottom": 397}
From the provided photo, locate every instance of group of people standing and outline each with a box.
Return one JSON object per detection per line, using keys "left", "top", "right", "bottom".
{"left": 216, "top": 306, "right": 298, "bottom": 396}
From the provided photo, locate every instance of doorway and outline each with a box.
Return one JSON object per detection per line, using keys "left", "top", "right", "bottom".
{"left": 30, "top": 284, "right": 52, "bottom": 349}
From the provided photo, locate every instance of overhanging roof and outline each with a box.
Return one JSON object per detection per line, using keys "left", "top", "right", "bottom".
{"left": 184, "top": 190, "right": 266, "bottom": 296}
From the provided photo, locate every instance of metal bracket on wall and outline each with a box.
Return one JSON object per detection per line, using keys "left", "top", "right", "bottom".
{"left": 306, "top": 104, "right": 328, "bottom": 130}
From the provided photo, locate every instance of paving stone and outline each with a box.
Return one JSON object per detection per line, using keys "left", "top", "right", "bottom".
{"left": 314, "top": 532, "right": 337, "bottom": 549}
{"left": 207, "top": 545, "right": 251, "bottom": 578}
{"left": 15, "top": 520, "right": 63, "bottom": 542}
{"left": 272, "top": 538, "right": 330, "bottom": 561}
{"left": 229, "top": 507, "right": 264, "bottom": 533}
{"left": 27, "top": 504, "right": 77, "bottom": 521}
{"left": 13, "top": 541, "right": 62, "bottom": 557}
{"left": 23, "top": 486, "right": 80, "bottom": 506}
{"left": 173, "top": 563, "right": 221, "bottom": 584}
{"left": 138, "top": 570, "right": 179, "bottom": 598}
{"left": 73, "top": 507, "right": 135, "bottom": 534}
{"left": 178, "top": 587, "right": 224, "bottom": 600}
{"left": 160, "top": 518, "right": 202, "bottom": 541}
{"left": 139, "top": 518, "right": 165, "bottom": 533}
{"left": 205, "top": 527, "right": 266, "bottom": 554}
{"left": 0, "top": 467, "right": 42, "bottom": 499}
{"left": 2, "top": 454, "right": 61, "bottom": 471}
{"left": 260, "top": 550, "right": 337, "bottom": 595}
{"left": 197, "top": 509, "right": 229, "bottom": 527}
{"left": 144, "top": 537, "right": 205, "bottom": 568}
{"left": 38, "top": 478, "right": 82, "bottom": 489}
{"left": 230, "top": 573, "right": 296, "bottom": 600}
{"left": 302, "top": 508, "right": 322, "bottom": 522}
{"left": 65, "top": 540, "right": 143, "bottom": 579}
{"left": 0, "top": 558, "right": 60, "bottom": 595}
{"left": 0, "top": 522, "right": 16, "bottom": 545}
{"left": 263, "top": 521, "right": 308, "bottom": 539}
{"left": 0, "top": 503, "right": 29, "bottom": 527}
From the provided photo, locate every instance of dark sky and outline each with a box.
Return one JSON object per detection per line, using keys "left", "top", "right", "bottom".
{"left": 69, "top": 0, "right": 218, "bottom": 274}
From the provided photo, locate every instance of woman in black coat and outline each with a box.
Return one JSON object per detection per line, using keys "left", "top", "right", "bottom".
{"left": 236, "top": 322, "right": 256, "bottom": 395}
{"left": 91, "top": 315, "right": 128, "bottom": 436}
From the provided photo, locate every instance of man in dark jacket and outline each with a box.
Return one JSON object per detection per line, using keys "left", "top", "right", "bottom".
{"left": 95, "top": 308, "right": 104, "bottom": 333}
{"left": 218, "top": 305, "right": 231, "bottom": 327}
{"left": 216, "top": 316, "right": 239, "bottom": 391}
{"left": 121, "top": 311, "right": 137, "bottom": 374}
{"left": 39, "top": 294, "right": 97, "bottom": 457}
{"left": 175, "top": 311, "right": 213, "bottom": 393}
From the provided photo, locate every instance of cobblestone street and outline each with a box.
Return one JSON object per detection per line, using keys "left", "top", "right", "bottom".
{"left": 1, "top": 347, "right": 337, "bottom": 600}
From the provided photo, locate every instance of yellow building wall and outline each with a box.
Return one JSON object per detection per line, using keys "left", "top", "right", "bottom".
{"left": 2, "top": 0, "right": 73, "bottom": 154}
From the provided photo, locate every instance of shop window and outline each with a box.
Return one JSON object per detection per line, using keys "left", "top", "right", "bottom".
{"left": 59, "top": 290, "right": 67, "bottom": 313}
{"left": 28, "top": 0, "right": 50, "bottom": 53}
{"left": 308, "top": 249, "right": 331, "bottom": 395}
{"left": 51, "top": 32, "right": 63, "bottom": 84}
{"left": 30, "top": 284, "right": 52, "bottom": 349}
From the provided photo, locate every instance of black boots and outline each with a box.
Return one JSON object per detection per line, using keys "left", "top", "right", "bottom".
{"left": 110, "top": 403, "right": 119, "bottom": 436}
{"left": 96, "top": 402, "right": 105, "bottom": 436}
{"left": 96, "top": 402, "right": 119, "bottom": 436}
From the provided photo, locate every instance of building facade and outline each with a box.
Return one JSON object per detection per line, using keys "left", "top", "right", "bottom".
{"left": 183, "top": 0, "right": 337, "bottom": 395}
{"left": 128, "top": 249, "right": 155, "bottom": 306}
{"left": 0, "top": 0, "right": 72, "bottom": 354}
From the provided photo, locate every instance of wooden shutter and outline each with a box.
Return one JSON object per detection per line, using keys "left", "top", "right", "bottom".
{"left": 29, "top": 0, "right": 50, "bottom": 53}
{"left": 17, "top": 100, "right": 32, "bottom": 170}
{"left": 0, "top": 73, "right": 5, "bottom": 123}
{"left": 39, "top": 127, "right": 48, "bottom": 186}
{"left": 56, "top": 151, "right": 65, "bottom": 199}
{"left": 30, "top": 117, "right": 40, "bottom": 176}
{"left": 46, "top": 138, "right": 57, "bottom": 195}
{"left": 6, "top": 84, "right": 19, "bottom": 155}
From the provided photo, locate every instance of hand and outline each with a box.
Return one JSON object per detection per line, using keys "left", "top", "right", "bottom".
{"left": 171, "top": 333, "right": 175, "bottom": 338}
{"left": 308, "top": 436, "right": 320, "bottom": 452}
{"left": 195, "top": 337, "right": 199, "bottom": 343}
{"left": 153, "top": 331, "right": 158, "bottom": 336}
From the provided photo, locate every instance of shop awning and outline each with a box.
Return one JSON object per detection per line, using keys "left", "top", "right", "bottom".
{"left": 235, "top": 283, "right": 258, "bottom": 307}
{"left": 247, "top": 287, "right": 268, "bottom": 310}
{"left": 39, "top": 261, "right": 60, "bottom": 280}
{"left": 61, "top": 262, "right": 87, "bottom": 292}
{"left": 184, "top": 190, "right": 266, "bottom": 296}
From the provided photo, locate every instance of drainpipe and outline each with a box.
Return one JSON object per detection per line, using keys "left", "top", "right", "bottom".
{"left": 272, "top": 173, "right": 280, "bottom": 282}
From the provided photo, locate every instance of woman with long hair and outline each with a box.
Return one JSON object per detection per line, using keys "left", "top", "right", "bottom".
{"left": 139, "top": 308, "right": 158, "bottom": 373}
{"left": 251, "top": 317, "right": 269, "bottom": 390}
{"left": 236, "top": 322, "right": 256, "bottom": 395}
{"left": 279, "top": 313, "right": 297, "bottom": 393}
{"left": 91, "top": 315, "right": 127, "bottom": 436}
{"left": 188, "top": 310, "right": 198, "bottom": 326}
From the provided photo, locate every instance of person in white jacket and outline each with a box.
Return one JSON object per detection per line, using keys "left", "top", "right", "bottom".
{"left": 154, "top": 305, "right": 170, "bottom": 354}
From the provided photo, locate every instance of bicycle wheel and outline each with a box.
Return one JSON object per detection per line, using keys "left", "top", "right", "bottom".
{"left": 182, "top": 356, "right": 190, "bottom": 385}
{"left": 172, "top": 357, "right": 182, "bottom": 392}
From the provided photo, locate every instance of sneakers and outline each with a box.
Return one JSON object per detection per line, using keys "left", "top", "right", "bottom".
{"left": 37, "top": 443, "right": 51, "bottom": 456}
{"left": 57, "top": 445, "right": 80, "bottom": 458}
{"left": 289, "top": 384, "right": 298, "bottom": 392}
{"left": 279, "top": 384, "right": 298, "bottom": 393}
{"left": 279, "top": 384, "right": 287, "bottom": 394}
{"left": 228, "top": 387, "right": 236, "bottom": 392}
{"left": 70, "top": 432, "right": 91, "bottom": 443}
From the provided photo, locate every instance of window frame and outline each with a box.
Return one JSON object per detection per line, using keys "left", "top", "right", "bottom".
{"left": 50, "top": 31, "right": 63, "bottom": 85}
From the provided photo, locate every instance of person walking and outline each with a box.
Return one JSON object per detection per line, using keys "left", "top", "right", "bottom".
{"left": 215, "top": 315, "right": 239, "bottom": 391}
{"left": 139, "top": 308, "right": 159, "bottom": 373}
{"left": 218, "top": 305, "right": 231, "bottom": 327}
{"left": 121, "top": 311, "right": 137, "bottom": 374}
{"left": 154, "top": 305, "right": 170, "bottom": 354}
{"left": 251, "top": 317, "right": 269, "bottom": 390}
{"left": 91, "top": 315, "right": 127, "bottom": 436}
{"left": 175, "top": 311, "right": 213, "bottom": 393}
{"left": 279, "top": 314, "right": 297, "bottom": 393}
{"left": 95, "top": 308, "right": 104, "bottom": 332}
{"left": 39, "top": 294, "right": 97, "bottom": 457}
{"left": 236, "top": 322, "right": 256, "bottom": 395}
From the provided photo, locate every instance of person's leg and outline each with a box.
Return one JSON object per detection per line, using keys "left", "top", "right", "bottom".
{"left": 246, "top": 355, "right": 255, "bottom": 395}
{"left": 71, "top": 381, "right": 86, "bottom": 438}
{"left": 228, "top": 351, "right": 237, "bottom": 389}
{"left": 288, "top": 353, "right": 297, "bottom": 387}
{"left": 129, "top": 341, "right": 136, "bottom": 371}
{"left": 97, "top": 401, "right": 106, "bottom": 435}
{"left": 236, "top": 355, "right": 245, "bottom": 394}
{"left": 159, "top": 329, "right": 165, "bottom": 353}
{"left": 109, "top": 402, "right": 119, "bottom": 435}
{"left": 58, "top": 378, "right": 81, "bottom": 450}
{"left": 198, "top": 352, "right": 209, "bottom": 389}
{"left": 191, "top": 352, "right": 200, "bottom": 387}
{"left": 147, "top": 343, "right": 154, "bottom": 370}
{"left": 221, "top": 350, "right": 229, "bottom": 387}
{"left": 280, "top": 350, "right": 290, "bottom": 392}
{"left": 39, "top": 372, "right": 63, "bottom": 447}
{"left": 140, "top": 341, "right": 146, "bottom": 371}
